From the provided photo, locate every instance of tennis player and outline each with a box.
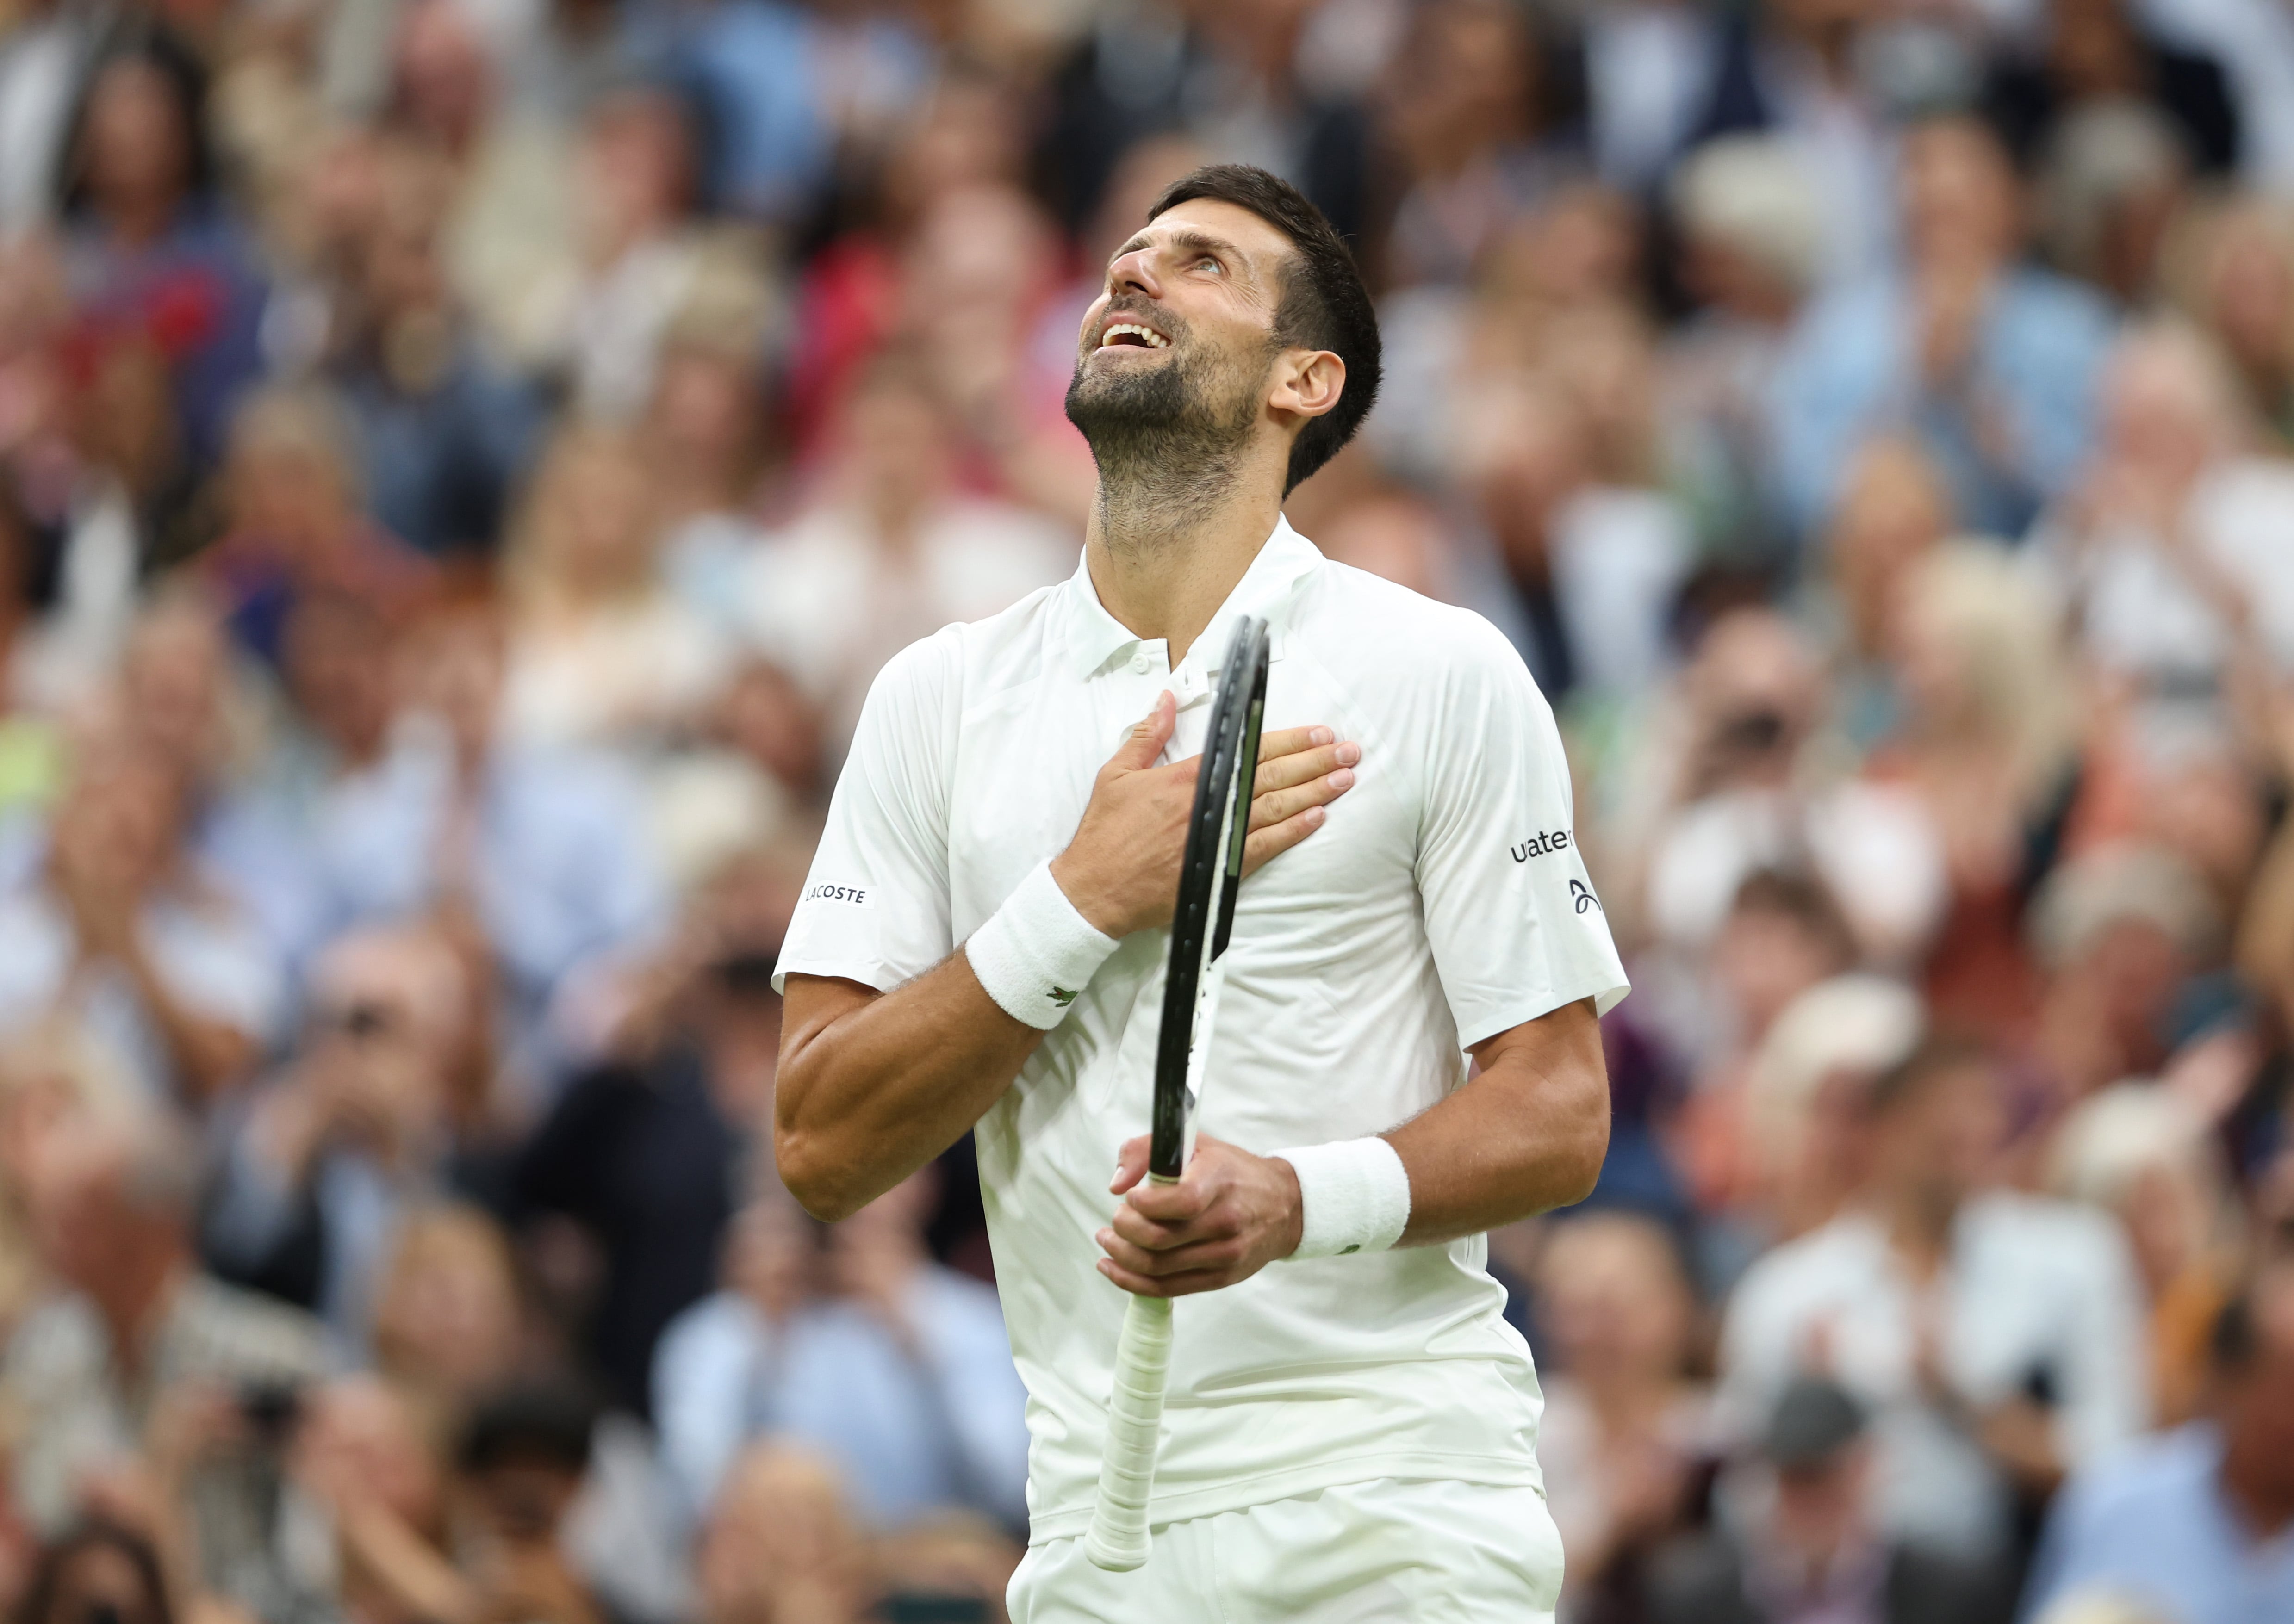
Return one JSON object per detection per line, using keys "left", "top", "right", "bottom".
{"left": 773, "top": 165, "right": 1629, "bottom": 1620}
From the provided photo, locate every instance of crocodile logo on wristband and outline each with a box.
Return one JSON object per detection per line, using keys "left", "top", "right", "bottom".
{"left": 1051, "top": 986, "right": 1079, "bottom": 1008}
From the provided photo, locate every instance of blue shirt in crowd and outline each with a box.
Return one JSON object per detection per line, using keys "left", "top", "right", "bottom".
{"left": 1768, "top": 267, "right": 2115, "bottom": 542}
{"left": 2022, "top": 1423, "right": 2294, "bottom": 1624}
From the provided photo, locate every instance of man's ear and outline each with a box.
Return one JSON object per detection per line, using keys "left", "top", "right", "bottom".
{"left": 1268, "top": 349, "right": 1346, "bottom": 424}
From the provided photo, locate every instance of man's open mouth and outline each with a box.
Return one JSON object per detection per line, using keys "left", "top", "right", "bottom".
{"left": 1099, "top": 321, "right": 1171, "bottom": 350}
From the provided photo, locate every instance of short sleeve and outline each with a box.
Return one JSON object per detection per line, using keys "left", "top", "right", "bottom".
{"left": 773, "top": 631, "right": 960, "bottom": 994}
{"left": 1412, "top": 620, "right": 1629, "bottom": 1048}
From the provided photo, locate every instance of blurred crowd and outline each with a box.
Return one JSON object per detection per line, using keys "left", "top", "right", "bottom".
{"left": 3, "top": 0, "right": 2294, "bottom": 1621}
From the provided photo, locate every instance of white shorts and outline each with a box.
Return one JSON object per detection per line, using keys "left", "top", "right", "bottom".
{"left": 1008, "top": 1477, "right": 1564, "bottom": 1623}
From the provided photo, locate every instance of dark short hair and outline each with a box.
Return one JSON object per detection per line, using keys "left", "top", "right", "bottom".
{"left": 1148, "top": 165, "right": 1382, "bottom": 495}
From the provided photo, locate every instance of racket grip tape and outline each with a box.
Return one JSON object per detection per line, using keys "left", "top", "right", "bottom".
{"left": 1084, "top": 1292, "right": 1174, "bottom": 1571}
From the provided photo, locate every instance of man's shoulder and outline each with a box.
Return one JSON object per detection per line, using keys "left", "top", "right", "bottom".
{"left": 1289, "top": 553, "right": 1534, "bottom": 697}
{"left": 863, "top": 583, "right": 1071, "bottom": 706}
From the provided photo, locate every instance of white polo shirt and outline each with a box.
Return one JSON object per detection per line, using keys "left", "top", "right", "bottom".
{"left": 775, "top": 517, "right": 1629, "bottom": 1541}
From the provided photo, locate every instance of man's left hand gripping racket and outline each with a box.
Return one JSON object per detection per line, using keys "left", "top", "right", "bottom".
{"left": 1085, "top": 614, "right": 1271, "bottom": 1573}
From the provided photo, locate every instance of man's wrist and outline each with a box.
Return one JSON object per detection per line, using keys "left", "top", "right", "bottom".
{"left": 964, "top": 860, "right": 1120, "bottom": 1030}
{"left": 1271, "top": 1137, "right": 1412, "bottom": 1258}
{"left": 1046, "top": 851, "right": 1125, "bottom": 940}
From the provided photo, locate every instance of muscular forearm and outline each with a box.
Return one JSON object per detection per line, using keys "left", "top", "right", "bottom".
{"left": 1098, "top": 998, "right": 1611, "bottom": 1295}
{"left": 775, "top": 961, "right": 1043, "bottom": 1221}
{"left": 1388, "top": 997, "right": 1610, "bottom": 1247}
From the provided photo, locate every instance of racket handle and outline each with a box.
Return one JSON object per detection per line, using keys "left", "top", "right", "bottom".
{"left": 1084, "top": 1291, "right": 1174, "bottom": 1571}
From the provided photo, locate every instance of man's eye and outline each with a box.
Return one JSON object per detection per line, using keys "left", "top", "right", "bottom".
{"left": 1194, "top": 256, "right": 1221, "bottom": 273}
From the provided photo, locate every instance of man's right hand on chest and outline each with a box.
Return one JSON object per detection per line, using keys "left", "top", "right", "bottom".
{"left": 1050, "top": 691, "right": 1361, "bottom": 940}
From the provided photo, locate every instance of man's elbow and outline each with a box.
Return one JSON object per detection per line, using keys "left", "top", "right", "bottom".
{"left": 1549, "top": 1081, "right": 1611, "bottom": 1209}
{"left": 1553, "top": 1107, "right": 1610, "bottom": 1209}
{"left": 772, "top": 1123, "right": 869, "bottom": 1224}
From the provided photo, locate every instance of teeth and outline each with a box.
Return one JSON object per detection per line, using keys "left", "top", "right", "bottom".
{"left": 1100, "top": 322, "right": 1169, "bottom": 349}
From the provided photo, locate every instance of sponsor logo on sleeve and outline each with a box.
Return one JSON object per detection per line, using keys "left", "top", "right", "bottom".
{"left": 1569, "top": 879, "right": 1603, "bottom": 914}
{"left": 801, "top": 880, "right": 875, "bottom": 908}
{"left": 1509, "top": 829, "right": 1573, "bottom": 863}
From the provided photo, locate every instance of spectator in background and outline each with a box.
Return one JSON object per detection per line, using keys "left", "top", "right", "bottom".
{"left": 1666, "top": 136, "right": 1830, "bottom": 566}
{"left": 1649, "top": 1375, "right": 2013, "bottom": 1624}
{"left": 1629, "top": 607, "right": 1946, "bottom": 969}
{"left": 2022, "top": 1268, "right": 2294, "bottom": 1624}
{"left": 1452, "top": 372, "right": 1692, "bottom": 706}
{"left": 287, "top": 1374, "right": 461, "bottom": 1624}
{"left": 2034, "top": 322, "right": 2294, "bottom": 761}
{"left": 199, "top": 384, "right": 436, "bottom": 669}
{"left": 0, "top": 1024, "right": 132, "bottom": 1342}
{"left": 0, "top": 714, "right": 281, "bottom": 1108}
{"left": 1720, "top": 1039, "right": 2150, "bottom": 1566}
{"left": 735, "top": 352, "right": 1069, "bottom": 750}
{"left": 323, "top": 136, "right": 544, "bottom": 559}
{"left": 653, "top": 1173, "right": 1029, "bottom": 1534}
{"left": 13, "top": 1525, "right": 174, "bottom": 1624}
{"left": 1691, "top": 0, "right": 1903, "bottom": 286}
{"left": 3, "top": 1103, "right": 327, "bottom": 1621}
{"left": 450, "top": 1384, "right": 614, "bottom": 1624}
{"left": 1815, "top": 437, "right": 1957, "bottom": 750}
{"left": 2031, "top": 100, "right": 2191, "bottom": 310}
{"left": 1535, "top": 1212, "right": 1716, "bottom": 1622}
{"left": 387, "top": 0, "right": 579, "bottom": 377}
{"left": 1982, "top": 0, "right": 2239, "bottom": 178}
{"left": 2167, "top": 196, "right": 2294, "bottom": 447}
{"left": 696, "top": 1444, "right": 872, "bottom": 1624}
{"left": 648, "top": 314, "right": 781, "bottom": 638}
{"left": 514, "top": 845, "right": 793, "bottom": 1417}
{"left": 367, "top": 1203, "right": 523, "bottom": 1412}
{"left": 499, "top": 426, "right": 730, "bottom": 760}
{"left": 1665, "top": 875, "right": 1861, "bottom": 1246}
{"left": 560, "top": 82, "right": 716, "bottom": 425}
{"left": 2049, "top": 1085, "right": 2241, "bottom": 1426}
{"left": 1376, "top": 0, "right": 1575, "bottom": 289}
{"left": 1868, "top": 543, "right": 2083, "bottom": 1043}
{"left": 1724, "top": 977, "right": 1929, "bottom": 1265}
{"left": 2027, "top": 845, "right": 2222, "bottom": 1112}
{"left": 56, "top": 35, "right": 268, "bottom": 474}
{"left": 1770, "top": 114, "right": 2114, "bottom": 540}
{"left": 202, "top": 924, "right": 486, "bottom": 1355}
{"left": 311, "top": 592, "right": 665, "bottom": 1080}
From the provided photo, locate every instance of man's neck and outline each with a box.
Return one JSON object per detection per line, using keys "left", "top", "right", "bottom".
{"left": 1083, "top": 468, "right": 1286, "bottom": 670}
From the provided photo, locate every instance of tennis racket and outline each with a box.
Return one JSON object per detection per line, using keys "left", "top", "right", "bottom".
{"left": 1084, "top": 614, "right": 1271, "bottom": 1574}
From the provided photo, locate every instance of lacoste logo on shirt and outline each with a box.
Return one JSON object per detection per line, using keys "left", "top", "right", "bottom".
{"left": 802, "top": 881, "right": 873, "bottom": 907}
{"left": 1510, "top": 830, "right": 1573, "bottom": 862}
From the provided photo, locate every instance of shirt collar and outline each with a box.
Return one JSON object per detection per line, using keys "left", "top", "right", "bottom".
{"left": 1058, "top": 514, "right": 1323, "bottom": 682}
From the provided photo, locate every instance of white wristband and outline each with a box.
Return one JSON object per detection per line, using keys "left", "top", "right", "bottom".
{"left": 964, "top": 860, "right": 1120, "bottom": 1030}
{"left": 1272, "top": 1137, "right": 1412, "bottom": 1258}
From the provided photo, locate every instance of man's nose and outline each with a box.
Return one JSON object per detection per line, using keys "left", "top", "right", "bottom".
{"left": 1107, "top": 245, "right": 1163, "bottom": 301}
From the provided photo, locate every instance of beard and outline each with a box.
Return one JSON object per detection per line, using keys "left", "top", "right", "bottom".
{"left": 1064, "top": 316, "right": 1271, "bottom": 529}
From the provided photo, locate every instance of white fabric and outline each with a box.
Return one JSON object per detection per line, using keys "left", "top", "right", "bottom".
{"left": 776, "top": 518, "right": 1629, "bottom": 1541}
{"left": 1008, "top": 1475, "right": 1563, "bottom": 1623}
{"left": 964, "top": 859, "right": 1120, "bottom": 1030}
{"left": 1718, "top": 1194, "right": 2150, "bottom": 1562}
{"left": 1274, "top": 1136, "right": 1412, "bottom": 1259}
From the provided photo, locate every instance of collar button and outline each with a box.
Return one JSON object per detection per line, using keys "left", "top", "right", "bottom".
{"left": 1129, "top": 651, "right": 1151, "bottom": 675}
